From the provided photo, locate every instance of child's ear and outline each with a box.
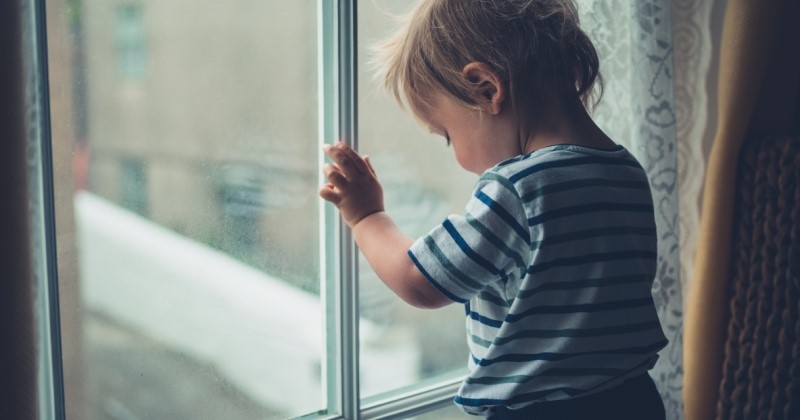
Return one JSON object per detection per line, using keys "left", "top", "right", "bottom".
{"left": 462, "top": 62, "right": 505, "bottom": 115}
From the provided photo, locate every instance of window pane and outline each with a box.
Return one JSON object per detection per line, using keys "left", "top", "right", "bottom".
{"left": 48, "top": 0, "right": 322, "bottom": 418}
{"left": 416, "top": 404, "right": 472, "bottom": 419}
{"left": 357, "top": 0, "right": 474, "bottom": 397}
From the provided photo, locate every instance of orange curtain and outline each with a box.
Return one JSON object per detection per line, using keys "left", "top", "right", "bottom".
{"left": 684, "top": 0, "right": 800, "bottom": 418}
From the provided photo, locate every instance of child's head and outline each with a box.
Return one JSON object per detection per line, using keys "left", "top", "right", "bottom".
{"left": 377, "top": 0, "right": 602, "bottom": 124}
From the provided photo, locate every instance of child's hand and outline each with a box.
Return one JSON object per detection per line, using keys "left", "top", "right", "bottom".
{"left": 320, "top": 142, "right": 384, "bottom": 229}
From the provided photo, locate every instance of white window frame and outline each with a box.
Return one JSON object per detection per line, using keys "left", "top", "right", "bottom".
{"left": 319, "top": 1, "right": 463, "bottom": 418}
{"left": 28, "top": 1, "right": 465, "bottom": 419}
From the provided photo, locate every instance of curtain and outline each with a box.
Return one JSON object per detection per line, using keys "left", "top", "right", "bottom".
{"left": 579, "top": 1, "right": 715, "bottom": 418}
{"left": 672, "top": 0, "right": 714, "bottom": 299}
{"left": 685, "top": 0, "right": 800, "bottom": 418}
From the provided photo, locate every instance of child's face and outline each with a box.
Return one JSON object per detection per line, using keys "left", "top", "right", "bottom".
{"left": 422, "top": 92, "right": 520, "bottom": 175}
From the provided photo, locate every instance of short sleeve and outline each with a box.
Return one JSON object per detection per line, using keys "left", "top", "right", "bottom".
{"left": 407, "top": 172, "right": 532, "bottom": 303}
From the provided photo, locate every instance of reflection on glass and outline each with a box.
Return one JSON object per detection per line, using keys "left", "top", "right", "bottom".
{"left": 50, "top": 0, "right": 322, "bottom": 418}
{"left": 357, "top": 0, "right": 476, "bottom": 398}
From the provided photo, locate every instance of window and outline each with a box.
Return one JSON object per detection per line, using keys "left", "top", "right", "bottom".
{"left": 357, "top": 0, "right": 475, "bottom": 399}
{"left": 29, "top": 0, "right": 688, "bottom": 418}
{"left": 114, "top": 2, "right": 147, "bottom": 80}
{"left": 36, "top": 0, "right": 473, "bottom": 418}
{"left": 119, "top": 157, "right": 147, "bottom": 215}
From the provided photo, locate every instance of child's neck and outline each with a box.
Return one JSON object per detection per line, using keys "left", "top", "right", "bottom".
{"left": 521, "top": 97, "right": 615, "bottom": 154}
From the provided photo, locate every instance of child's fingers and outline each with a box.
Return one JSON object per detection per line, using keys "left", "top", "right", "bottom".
{"left": 364, "top": 155, "right": 377, "bottom": 176}
{"left": 323, "top": 163, "right": 348, "bottom": 189}
{"left": 324, "top": 145, "right": 359, "bottom": 177}
{"left": 319, "top": 184, "right": 341, "bottom": 205}
{"left": 322, "top": 144, "right": 340, "bottom": 165}
{"left": 331, "top": 142, "right": 369, "bottom": 175}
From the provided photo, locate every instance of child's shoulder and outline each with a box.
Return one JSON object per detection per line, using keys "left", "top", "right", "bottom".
{"left": 485, "top": 143, "right": 639, "bottom": 182}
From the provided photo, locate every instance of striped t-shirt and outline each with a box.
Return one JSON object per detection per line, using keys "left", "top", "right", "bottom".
{"left": 408, "top": 144, "right": 668, "bottom": 416}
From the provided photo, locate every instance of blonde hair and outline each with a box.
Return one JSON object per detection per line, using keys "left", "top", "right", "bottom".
{"left": 376, "top": 0, "right": 603, "bottom": 120}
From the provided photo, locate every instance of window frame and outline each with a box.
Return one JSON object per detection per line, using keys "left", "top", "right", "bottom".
{"left": 30, "top": 0, "right": 466, "bottom": 418}
{"left": 320, "top": 2, "right": 464, "bottom": 418}
{"left": 26, "top": 0, "right": 66, "bottom": 418}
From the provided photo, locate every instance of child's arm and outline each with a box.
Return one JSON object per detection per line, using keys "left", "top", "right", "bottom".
{"left": 320, "top": 142, "right": 451, "bottom": 309}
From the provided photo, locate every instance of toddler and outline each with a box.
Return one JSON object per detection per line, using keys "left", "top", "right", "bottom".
{"left": 320, "top": 0, "right": 668, "bottom": 418}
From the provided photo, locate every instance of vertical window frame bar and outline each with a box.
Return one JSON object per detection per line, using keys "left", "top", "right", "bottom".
{"left": 317, "top": 0, "right": 343, "bottom": 418}
{"left": 25, "top": 0, "right": 66, "bottom": 418}
{"left": 336, "top": 0, "right": 360, "bottom": 418}
{"left": 320, "top": 0, "right": 359, "bottom": 418}
{"left": 319, "top": 0, "right": 340, "bottom": 416}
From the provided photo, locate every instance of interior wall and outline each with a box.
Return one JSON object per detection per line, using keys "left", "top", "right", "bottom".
{"left": 0, "top": 0, "right": 37, "bottom": 418}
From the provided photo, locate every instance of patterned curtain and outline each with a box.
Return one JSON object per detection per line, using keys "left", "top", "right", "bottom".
{"left": 577, "top": 1, "right": 714, "bottom": 418}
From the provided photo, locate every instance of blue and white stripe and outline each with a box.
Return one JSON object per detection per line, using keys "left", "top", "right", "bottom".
{"left": 408, "top": 144, "right": 668, "bottom": 416}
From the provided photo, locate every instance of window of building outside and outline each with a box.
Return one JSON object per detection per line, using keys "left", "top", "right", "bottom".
{"left": 114, "top": 2, "right": 147, "bottom": 80}
{"left": 119, "top": 157, "right": 147, "bottom": 215}
{"left": 45, "top": 0, "right": 474, "bottom": 419}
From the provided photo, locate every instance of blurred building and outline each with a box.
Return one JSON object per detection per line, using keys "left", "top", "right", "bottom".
{"left": 69, "top": 0, "right": 473, "bottom": 416}
{"left": 81, "top": 0, "right": 320, "bottom": 289}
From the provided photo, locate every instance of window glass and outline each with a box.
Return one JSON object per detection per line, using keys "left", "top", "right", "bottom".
{"left": 357, "top": 0, "right": 475, "bottom": 397}
{"left": 49, "top": 0, "right": 322, "bottom": 418}
{"left": 416, "top": 404, "right": 472, "bottom": 419}
{"left": 114, "top": 3, "right": 147, "bottom": 80}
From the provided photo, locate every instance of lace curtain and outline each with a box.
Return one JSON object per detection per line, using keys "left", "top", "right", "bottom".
{"left": 578, "top": 1, "right": 715, "bottom": 418}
